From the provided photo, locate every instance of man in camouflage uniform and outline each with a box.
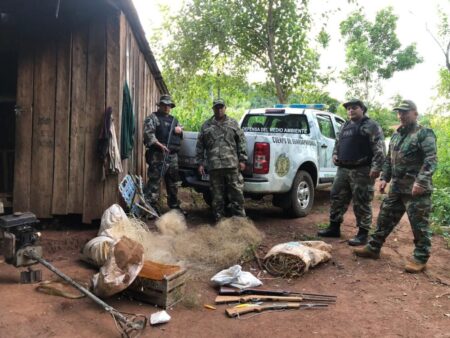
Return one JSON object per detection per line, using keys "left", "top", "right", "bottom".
{"left": 196, "top": 98, "right": 248, "bottom": 222}
{"left": 354, "top": 100, "right": 437, "bottom": 273}
{"left": 143, "top": 94, "right": 186, "bottom": 216}
{"left": 318, "top": 99, "right": 385, "bottom": 246}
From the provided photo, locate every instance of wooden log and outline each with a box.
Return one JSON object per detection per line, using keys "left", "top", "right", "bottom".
{"left": 30, "top": 40, "right": 57, "bottom": 218}
{"left": 13, "top": 41, "right": 34, "bottom": 213}
{"left": 52, "top": 30, "right": 72, "bottom": 215}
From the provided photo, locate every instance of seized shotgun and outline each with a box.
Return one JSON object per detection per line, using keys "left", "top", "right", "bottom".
{"left": 225, "top": 302, "right": 328, "bottom": 318}
{"left": 219, "top": 286, "right": 336, "bottom": 303}
{"left": 160, "top": 117, "right": 177, "bottom": 177}
{"left": 215, "top": 295, "right": 303, "bottom": 304}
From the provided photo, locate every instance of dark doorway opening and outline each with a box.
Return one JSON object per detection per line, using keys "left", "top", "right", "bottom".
{"left": 0, "top": 32, "right": 18, "bottom": 211}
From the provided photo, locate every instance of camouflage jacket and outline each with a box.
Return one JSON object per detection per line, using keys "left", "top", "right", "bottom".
{"left": 143, "top": 111, "right": 181, "bottom": 148}
{"left": 381, "top": 122, "right": 437, "bottom": 194}
{"left": 333, "top": 116, "right": 386, "bottom": 171}
{"left": 196, "top": 115, "right": 248, "bottom": 170}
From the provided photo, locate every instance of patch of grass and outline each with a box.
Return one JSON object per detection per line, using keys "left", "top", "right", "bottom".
{"left": 292, "top": 232, "right": 320, "bottom": 241}
{"left": 431, "top": 223, "right": 450, "bottom": 249}
{"left": 316, "top": 222, "right": 329, "bottom": 230}
{"left": 315, "top": 207, "right": 327, "bottom": 214}
{"left": 240, "top": 244, "right": 258, "bottom": 264}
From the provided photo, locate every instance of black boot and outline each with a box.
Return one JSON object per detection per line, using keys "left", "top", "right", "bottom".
{"left": 348, "top": 228, "right": 369, "bottom": 246}
{"left": 317, "top": 221, "right": 341, "bottom": 238}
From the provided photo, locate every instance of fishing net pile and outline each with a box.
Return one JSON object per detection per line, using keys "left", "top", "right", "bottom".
{"left": 83, "top": 204, "right": 264, "bottom": 279}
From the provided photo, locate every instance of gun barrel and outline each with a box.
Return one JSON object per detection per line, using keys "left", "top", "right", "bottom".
{"left": 219, "top": 287, "right": 336, "bottom": 302}
{"left": 215, "top": 295, "right": 303, "bottom": 304}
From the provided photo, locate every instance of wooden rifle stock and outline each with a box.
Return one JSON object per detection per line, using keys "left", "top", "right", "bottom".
{"left": 226, "top": 302, "right": 301, "bottom": 317}
{"left": 215, "top": 295, "right": 303, "bottom": 304}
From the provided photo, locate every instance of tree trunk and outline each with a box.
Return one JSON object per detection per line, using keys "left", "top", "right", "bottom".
{"left": 267, "top": 0, "right": 287, "bottom": 103}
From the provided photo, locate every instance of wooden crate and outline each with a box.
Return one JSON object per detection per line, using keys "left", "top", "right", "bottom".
{"left": 127, "top": 268, "right": 187, "bottom": 309}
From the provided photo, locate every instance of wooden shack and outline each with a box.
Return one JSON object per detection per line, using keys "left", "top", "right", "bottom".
{"left": 0, "top": 0, "right": 167, "bottom": 223}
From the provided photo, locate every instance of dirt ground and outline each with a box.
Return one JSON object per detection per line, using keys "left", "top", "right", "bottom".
{"left": 1, "top": 187, "right": 449, "bottom": 338}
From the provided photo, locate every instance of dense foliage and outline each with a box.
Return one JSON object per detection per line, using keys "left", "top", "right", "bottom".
{"left": 419, "top": 115, "right": 450, "bottom": 241}
{"left": 340, "top": 7, "right": 422, "bottom": 101}
{"left": 160, "top": 0, "right": 320, "bottom": 104}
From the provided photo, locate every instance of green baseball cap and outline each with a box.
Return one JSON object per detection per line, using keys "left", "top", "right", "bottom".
{"left": 343, "top": 98, "right": 367, "bottom": 113}
{"left": 212, "top": 98, "right": 226, "bottom": 108}
{"left": 157, "top": 94, "right": 175, "bottom": 108}
{"left": 393, "top": 100, "right": 417, "bottom": 112}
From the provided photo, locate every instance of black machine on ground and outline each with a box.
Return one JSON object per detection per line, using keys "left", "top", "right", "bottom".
{"left": 0, "top": 212, "right": 146, "bottom": 337}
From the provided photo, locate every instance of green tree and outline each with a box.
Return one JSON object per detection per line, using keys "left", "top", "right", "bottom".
{"left": 159, "top": 0, "right": 319, "bottom": 104}
{"left": 428, "top": 6, "right": 450, "bottom": 112}
{"left": 340, "top": 7, "right": 422, "bottom": 101}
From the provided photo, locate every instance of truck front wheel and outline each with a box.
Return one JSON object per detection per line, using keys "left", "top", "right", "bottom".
{"left": 288, "top": 170, "right": 314, "bottom": 217}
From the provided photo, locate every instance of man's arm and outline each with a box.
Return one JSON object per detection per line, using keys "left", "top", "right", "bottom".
{"left": 174, "top": 117, "right": 183, "bottom": 138}
{"left": 367, "top": 122, "right": 386, "bottom": 174}
{"left": 414, "top": 128, "right": 437, "bottom": 193}
{"left": 143, "top": 115, "right": 158, "bottom": 147}
{"left": 196, "top": 125, "right": 206, "bottom": 172}
{"left": 235, "top": 124, "right": 248, "bottom": 166}
{"left": 379, "top": 137, "right": 393, "bottom": 193}
{"left": 143, "top": 114, "right": 169, "bottom": 152}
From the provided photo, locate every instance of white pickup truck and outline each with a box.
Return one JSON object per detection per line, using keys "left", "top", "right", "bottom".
{"left": 178, "top": 104, "right": 346, "bottom": 217}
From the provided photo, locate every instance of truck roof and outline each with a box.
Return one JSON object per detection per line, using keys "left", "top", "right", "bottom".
{"left": 244, "top": 107, "right": 334, "bottom": 116}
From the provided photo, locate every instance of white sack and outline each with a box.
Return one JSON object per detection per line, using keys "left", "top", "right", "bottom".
{"left": 98, "top": 204, "right": 129, "bottom": 236}
{"left": 210, "top": 264, "right": 262, "bottom": 289}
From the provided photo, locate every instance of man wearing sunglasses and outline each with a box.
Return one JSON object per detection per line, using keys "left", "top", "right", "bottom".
{"left": 318, "top": 98, "right": 385, "bottom": 246}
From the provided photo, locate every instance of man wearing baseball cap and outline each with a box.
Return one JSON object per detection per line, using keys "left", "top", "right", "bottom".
{"left": 196, "top": 98, "right": 248, "bottom": 222}
{"left": 354, "top": 100, "right": 438, "bottom": 273}
{"left": 143, "top": 94, "right": 186, "bottom": 216}
{"left": 318, "top": 98, "right": 385, "bottom": 246}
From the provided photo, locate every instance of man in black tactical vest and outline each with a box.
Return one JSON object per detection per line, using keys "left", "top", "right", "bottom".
{"left": 318, "top": 99, "right": 385, "bottom": 246}
{"left": 143, "top": 95, "right": 186, "bottom": 216}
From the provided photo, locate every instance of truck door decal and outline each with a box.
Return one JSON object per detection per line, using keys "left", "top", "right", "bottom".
{"left": 275, "top": 153, "right": 290, "bottom": 177}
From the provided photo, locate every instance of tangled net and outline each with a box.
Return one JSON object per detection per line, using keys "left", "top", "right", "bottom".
{"left": 264, "top": 253, "right": 307, "bottom": 279}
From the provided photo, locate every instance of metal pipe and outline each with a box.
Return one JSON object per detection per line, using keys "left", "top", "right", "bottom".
{"left": 25, "top": 249, "right": 145, "bottom": 331}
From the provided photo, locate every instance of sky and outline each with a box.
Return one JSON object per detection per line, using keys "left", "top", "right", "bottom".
{"left": 132, "top": 0, "right": 448, "bottom": 112}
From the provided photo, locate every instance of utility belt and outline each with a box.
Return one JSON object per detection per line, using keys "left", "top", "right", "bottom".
{"left": 145, "top": 146, "right": 179, "bottom": 164}
{"left": 148, "top": 144, "right": 180, "bottom": 154}
{"left": 337, "top": 162, "right": 370, "bottom": 169}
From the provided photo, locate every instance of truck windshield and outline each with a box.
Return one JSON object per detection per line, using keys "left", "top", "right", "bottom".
{"left": 241, "top": 114, "right": 309, "bottom": 134}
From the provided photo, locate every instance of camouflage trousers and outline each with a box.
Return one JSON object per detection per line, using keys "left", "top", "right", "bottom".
{"left": 209, "top": 168, "right": 246, "bottom": 221}
{"left": 144, "top": 150, "right": 181, "bottom": 211}
{"left": 330, "top": 166, "right": 375, "bottom": 230}
{"left": 368, "top": 192, "right": 432, "bottom": 264}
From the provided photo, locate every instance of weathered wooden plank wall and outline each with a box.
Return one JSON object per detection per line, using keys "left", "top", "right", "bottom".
{"left": 52, "top": 30, "right": 72, "bottom": 215}
{"left": 13, "top": 9, "right": 161, "bottom": 222}
{"left": 104, "top": 12, "right": 121, "bottom": 208}
{"left": 30, "top": 38, "right": 56, "bottom": 218}
{"left": 68, "top": 26, "right": 88, "bottom": 214}
{"left": 13, "top": 41, "right": 34, "bottom": 213}
{"left": 82, "top": 18, "right": 107, "bottom": 223}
